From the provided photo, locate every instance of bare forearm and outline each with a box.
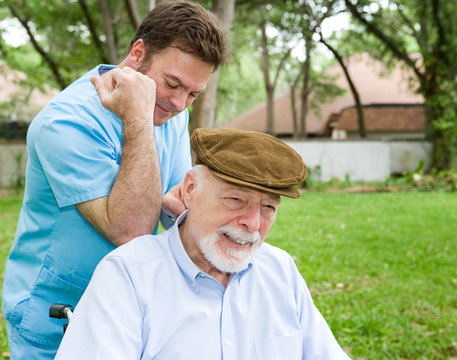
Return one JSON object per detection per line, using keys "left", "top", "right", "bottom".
{"left": 76, "top": 124, "right": 161, "bottom": 246}
{"left": 107, "top": 122, "right": 161, "bottom": 244}
{"left": 77, "top": 68, "right": 161, "bottom": 246}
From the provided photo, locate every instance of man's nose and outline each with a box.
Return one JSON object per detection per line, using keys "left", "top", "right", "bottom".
{"left": 169, "top": 91, "right": 188, "bottom": 112}
{"left": 239, "top": 205, "right": 261, "bottom": 232}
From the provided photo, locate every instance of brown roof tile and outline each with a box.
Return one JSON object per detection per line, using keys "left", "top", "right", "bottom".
{"left": 335, "top": 104, "right": 425, "bottom": 131}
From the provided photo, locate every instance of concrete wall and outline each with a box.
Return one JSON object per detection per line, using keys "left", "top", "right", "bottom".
{"left": 285, "top": 140, "right": 432, "bottom": 182}
{"left": 0, "top": 140, "right": 432, "bottom": 187}
{"left": 0, "top": 142, "right": 27, "bottom": 188}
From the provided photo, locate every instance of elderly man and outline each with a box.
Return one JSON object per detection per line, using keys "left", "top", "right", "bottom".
{"left": 56, "top": 128, "right": 350, "bottom": 359}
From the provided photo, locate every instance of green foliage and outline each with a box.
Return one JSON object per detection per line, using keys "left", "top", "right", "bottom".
{"left": 385, "top": 167, "right": 457, "bottom": 193}
{"left": 0, "top": 0, "right": 147, "bottom": 89}
{"left": 215, "top": 52, "right": 266, "bottom": 125}
{"left": 0, "top": 121, "right": 29, "bottom": 140}
{"left": 302, "top": 162, "right": 457, "bottom": 193}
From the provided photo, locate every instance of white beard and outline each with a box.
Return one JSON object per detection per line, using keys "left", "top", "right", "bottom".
{"left": 199, "top": 225, "right": 262, "bottom": 273}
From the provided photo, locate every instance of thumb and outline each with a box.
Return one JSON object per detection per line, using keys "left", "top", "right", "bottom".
{"left": 90, "top": 76, "right": 110, "bottom": 104}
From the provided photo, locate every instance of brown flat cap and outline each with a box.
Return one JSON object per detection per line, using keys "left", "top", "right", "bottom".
{"left": 190, "top": 128, "right": 307, "bottom": 198}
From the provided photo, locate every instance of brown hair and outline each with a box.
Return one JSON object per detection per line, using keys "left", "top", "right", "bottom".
{"left": 128, "top": 1, "right": 230, "bottom": 70}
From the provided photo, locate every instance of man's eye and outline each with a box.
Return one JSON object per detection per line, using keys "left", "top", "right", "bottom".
{"left": 166, "top": 81, "right": 178, "bottom": 89}
{"left": 224, "top": 197, "right": 242, "bottom": 206}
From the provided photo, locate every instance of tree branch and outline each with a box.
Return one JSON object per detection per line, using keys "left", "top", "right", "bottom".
{"left": 8, "top": 4, "right": 67, "bottom": 89}
{"left": 320, "top": 34, "right": 366, "bottom": 137}
{"left": 344, "top": 0, "right": 425, "bottom": 83}
{"left": 97, "top": 0, "right": 118, "bottom": 63}
{"left": 78, "top": 0, "right": 109, "bottom": 63}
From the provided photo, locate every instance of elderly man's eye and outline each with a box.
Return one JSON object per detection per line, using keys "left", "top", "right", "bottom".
{"left": 224, "top": 197, "right": 242, "bottom": 206}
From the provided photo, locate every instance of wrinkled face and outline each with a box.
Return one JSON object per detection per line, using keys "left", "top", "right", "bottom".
{"left": 138, "top": 46, "right": 214, "bottom": 126}
{"left": 182, "top": 168, "right": 281, "bottom": 273}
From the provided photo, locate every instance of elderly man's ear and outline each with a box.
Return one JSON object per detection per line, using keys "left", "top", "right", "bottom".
{"left": 181, "top": 171, "right": 198, "bottom": 210}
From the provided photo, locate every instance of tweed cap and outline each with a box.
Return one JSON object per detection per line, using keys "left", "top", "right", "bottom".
{"left": 190, "top": 128, "right": 307, "bottom": 198}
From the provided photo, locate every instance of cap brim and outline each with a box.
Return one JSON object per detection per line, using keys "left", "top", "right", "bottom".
{"left": 208, "top": 168, "right": 301, "bottom": 199}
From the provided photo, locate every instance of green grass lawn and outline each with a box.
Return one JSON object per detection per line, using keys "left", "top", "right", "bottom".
{"left": 0, "top": 192, "right": 22, "bottom": 358}
{"left": 1, "top": 191, "right": 456, "bottom": 359}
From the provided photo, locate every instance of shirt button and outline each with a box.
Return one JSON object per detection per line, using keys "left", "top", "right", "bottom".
{"left": 192, "top": 283, "right": 197, "bottom": 287}
{"left": 226, "top": 339, "right": 232, "bottom": 347}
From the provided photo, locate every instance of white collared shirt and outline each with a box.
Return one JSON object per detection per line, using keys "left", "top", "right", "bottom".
{"left": 56, "top": 211, "right": 350, "bottom": 359}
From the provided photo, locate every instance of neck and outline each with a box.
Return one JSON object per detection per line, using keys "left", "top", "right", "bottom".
{"left": 178, "top": 221, "right": 231, "bottom": 288}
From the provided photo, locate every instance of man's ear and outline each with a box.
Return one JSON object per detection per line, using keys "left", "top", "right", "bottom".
{"left": 181, "top": 171, "right": 197, "bottom": 210}
{"left": 127, "top": 39, "right": 146, "bottom": 70}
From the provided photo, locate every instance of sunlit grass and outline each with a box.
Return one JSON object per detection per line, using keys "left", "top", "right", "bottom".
{"left": 0, "top": 192, "right": 22, "bottom": 359}
{"left": 269, "top": 192, "right": 457, "bottom": 359}
{"left": 1, "top": 191, "right": 456, "bottom": 359}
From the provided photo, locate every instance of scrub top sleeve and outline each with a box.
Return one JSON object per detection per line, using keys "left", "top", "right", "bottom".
{"left": 35, "top": 117, "right": 120, "bottom": 208}
{"left": 165, "top": 111, "right": 192, "bottom": 193}
{"left": 55, "top": 256, "right": 143, "bottom": 359}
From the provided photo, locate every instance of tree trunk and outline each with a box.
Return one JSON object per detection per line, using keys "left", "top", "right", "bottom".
{"left": 258, "top": 9, "right": 275, "bottom": 136}
{"left": 298, "top": 36, "right": 312, "bottom": 139}
{"left": 123, "top": 0, "right": 141, "bottom": 30}
{"left": 320, "top": 36, "right": 366, "bottom": 138}
{"left": 78, "top": 0, "right": 109, "bottom": 63}
{"left": 291, "top": 86, "right": 298, "bottom": 139}
{"left": 189, "top": 0, "right": 235, "bottom": 134}
{"left": 291, "top": 62, "right": 306, "bottom": 139}
{"left": 97, "top": 0, "right": 118, "bottom": 64}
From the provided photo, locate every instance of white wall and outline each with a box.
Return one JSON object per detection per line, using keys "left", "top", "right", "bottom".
{"left": 285, "top": 140, "right": 432, "bottom": 182}
{"left": 0, "top": 142, "right": 27, "bottom": 188}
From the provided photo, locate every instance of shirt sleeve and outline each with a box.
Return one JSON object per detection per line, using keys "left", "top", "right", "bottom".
{"left": 55, "top": 255, "right": 143, "bottom": 359}
{"left": 34, "top": 110, "right": 120, "bottom": 208}
{"left": 289, "top": 260, "right": 351, "bottom": 359}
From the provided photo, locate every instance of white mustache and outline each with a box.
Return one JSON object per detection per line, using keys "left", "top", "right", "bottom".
{"left": 216, "top": 226, "right": 261, "bottom": 246}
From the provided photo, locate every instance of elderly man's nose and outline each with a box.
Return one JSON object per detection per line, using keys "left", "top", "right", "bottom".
{"left": 239, "top": 206, "right": 261, "bottom": 232}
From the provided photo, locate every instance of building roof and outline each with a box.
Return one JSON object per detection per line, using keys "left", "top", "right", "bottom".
{"left": 220, "top": 90, "right": 324, "bottom": 135}
{"left": 335, "top": 104, "right": 425, "bottom": 132}
{"left": 221, "top": 53, "right": 424, "bottom": 136}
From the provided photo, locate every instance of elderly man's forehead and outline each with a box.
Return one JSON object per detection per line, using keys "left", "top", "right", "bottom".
{"left": 218, "top": 178, "right": 281, "bottom": 202}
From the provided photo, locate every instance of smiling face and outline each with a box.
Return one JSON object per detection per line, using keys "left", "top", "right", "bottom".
{"left": 179, "top": 166, "right": 280, "bottom": 275}
{"left": 130, "top": 41, "right": 214, "bottom": 126}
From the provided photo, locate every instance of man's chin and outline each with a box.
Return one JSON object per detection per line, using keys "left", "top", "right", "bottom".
{"left": 153, "top": 113, "right": 172, "bottom": 127}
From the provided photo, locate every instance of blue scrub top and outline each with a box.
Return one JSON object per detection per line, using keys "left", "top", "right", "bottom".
{"left": 2, "top": 65, "right": 191, "bottom": 348}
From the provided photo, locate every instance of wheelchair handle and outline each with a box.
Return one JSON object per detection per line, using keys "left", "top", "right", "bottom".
{"left": 49, "top": 304, "right": 73, "bottom": 321}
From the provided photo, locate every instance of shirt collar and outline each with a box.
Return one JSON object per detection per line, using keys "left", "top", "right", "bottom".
{"left": 168, "top": 210, "right": 202, "bottom": 286}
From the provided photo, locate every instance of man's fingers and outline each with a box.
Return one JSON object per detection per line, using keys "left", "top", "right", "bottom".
{"left": 91, "top": 66, "right": 156, "bottom": 122}
{"left": 90, "top": 76, "right": 110, "bottom": 104}
{"left": 162, "top": 185, "right": 187, "bottom": 218}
